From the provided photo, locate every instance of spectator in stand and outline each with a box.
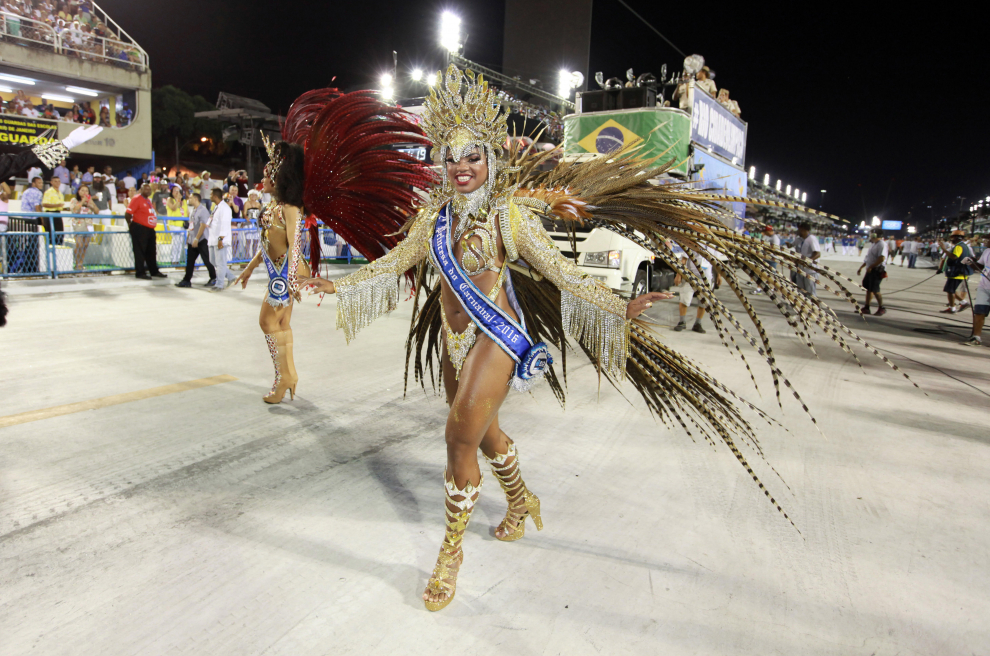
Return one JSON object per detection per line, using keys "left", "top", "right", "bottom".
{"left": 696, "top": 65, "right": 717, "bottom": 96}
{"left": 938, "top": 229, "right": 974, "bottom": 314}
{"left": 236, "top": 169, "right": 249, "bottom": 197}
{"left": 90, "top": 173, "right": 112, "bottom": 222}
{"left": 175, "top": 192, "right": 216, "bottom": 288}
{"left": 223, "top": 169, "right": 237, "bottom": 192}
{"left": 53, "top": 158, "right": 70, "bottom": 194}
{"left": 70, "top": 183, "right": 97, "bottom": 269}
{"left": 198, "top": 171, "right": 213, "bottom": 207}
{"left": 716, "top": 88, "right": 741, "bottom": 118}
{"left": 151, "top": 181, "right": 169, "bottom": 216}
{"left": 21, "top": 176, "right": 44, "bottom": 214}
{"left": 27, "top": 162, "right": 43, "bottom": 186}
{"left": 226, "top": 187, "right": 243, "bottom": 219}
{"left": 69, "top": 163, "right": 81, "bottom": 192}
{"left": 207, "top": 188, "right": 236, "bottom": 291}
{"left": 164, "top": 184, "right": 187, "bottom": 263}
{"left": 961, "top": 233, "right": 990, "bottom": 346}
{"left": 102, "top": 165, "right": 116, "bottom": 186}
{"left": 41, "top": 174, "right": 66, "bottom": 243}
{"left": 98, "top": 105, "right": 110, "bottom": 127}
{"left": 791, "top": 221, "right": 821, "bottom": 297}
{"left": 80, "top": 164, "right": 93, "bottom": 184}
{"left": 115, "top": 179, "right": 127, "bottom": 204}
{"left": 124, "top": 183, "right": 164, "bottom": 280}
{"left": 122, "top": 170, "right": 137, "bottom": 191}
{"left": 857, "top": 230, "right": 888, "bottom": 316}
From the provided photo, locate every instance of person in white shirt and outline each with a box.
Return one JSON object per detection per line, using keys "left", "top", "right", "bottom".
{"left": 672, "top": 244, "right": 713, "bottom": 333}
{"left": 122, "top": 173, "right": 137, "bottom": 190}
{"left": 207, "top": 188, "right": 237, "bottom": 291}
{"left": 751, "top": 225, "right": 781, "bottom": 295}
{"left": 791, "top": 221, "right": 821, "bottom": 297}
{"left": 886, "top": 237, "right": 898, "bottom": 264}
{"left": 27, "top": 165, "right": 42, "bottom": 184}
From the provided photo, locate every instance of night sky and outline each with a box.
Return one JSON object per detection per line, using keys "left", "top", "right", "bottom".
{"left": 100, "top": 0, "right": 987, "bottom": 230}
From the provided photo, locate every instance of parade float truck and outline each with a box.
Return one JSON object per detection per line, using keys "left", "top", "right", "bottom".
{"left": 558, "top": 83, "right": 748, "bottom": 296}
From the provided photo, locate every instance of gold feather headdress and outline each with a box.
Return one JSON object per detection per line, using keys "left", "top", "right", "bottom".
{"left": 261, "top": 132, "right": 282, "bottom": 181}
{"left": 422, "top": 64, "right": 508, "bottom": 164}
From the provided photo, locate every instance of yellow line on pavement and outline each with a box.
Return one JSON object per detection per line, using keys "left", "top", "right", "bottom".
{"left": 0, "top": 375, "right": 238, "bottom": 429}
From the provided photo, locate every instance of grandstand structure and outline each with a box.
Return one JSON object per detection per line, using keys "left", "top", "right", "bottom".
{"left": 0, "top": 2, "right": 151, "bottom": 166}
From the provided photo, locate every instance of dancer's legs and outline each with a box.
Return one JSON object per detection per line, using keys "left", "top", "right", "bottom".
{"left": 424, "top": 335, "right": 514, "bottom": 607}
{"left": 259, "top": 301, "right": 296, "bottom": 400}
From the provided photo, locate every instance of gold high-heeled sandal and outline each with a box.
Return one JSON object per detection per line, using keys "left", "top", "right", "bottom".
{"left": 485, "top": 441, "right": 543, "bottom": 542}
{"left": 263, "top": 331, "right": 298, "bottom": 403}
{"left": 424, "top": 472, "right": 482, "bottom": 612}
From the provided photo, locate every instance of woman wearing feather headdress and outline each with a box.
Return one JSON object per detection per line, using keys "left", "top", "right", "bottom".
{"left": 233, "top": 90, "right": 436, "bottom": 403}
{"left": 299, "top": 65, "right": 912, "bottom": 611}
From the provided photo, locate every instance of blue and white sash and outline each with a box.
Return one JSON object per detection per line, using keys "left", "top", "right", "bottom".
{"left": 262, "top": 249, "right": 291, "bottom": 308}
{"left": 432, "top": 203, "right": 551, "bottom": 385}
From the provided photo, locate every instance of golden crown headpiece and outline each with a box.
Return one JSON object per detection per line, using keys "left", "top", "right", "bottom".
{"left": 261, "top": 132, "right": 283, "bottom": 181}
{"left": 422, "top": 64, "right": 508, "bottom": 164}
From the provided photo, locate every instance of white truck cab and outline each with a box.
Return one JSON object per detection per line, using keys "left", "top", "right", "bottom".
{"left": 541, "top": 160, "right": 677, "bottom": 297}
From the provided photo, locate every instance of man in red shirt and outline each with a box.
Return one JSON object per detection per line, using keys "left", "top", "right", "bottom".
{"left": 124, "top": 183, "right": 166, "bottom": 279}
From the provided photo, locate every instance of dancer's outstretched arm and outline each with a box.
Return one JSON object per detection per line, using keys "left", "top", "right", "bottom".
{"left": 300, "top": 209, "right": 436, "bottom": 341}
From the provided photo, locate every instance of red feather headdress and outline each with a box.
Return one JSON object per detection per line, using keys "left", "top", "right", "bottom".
{"left": 281, "top": 89, "right": 437, "bottom": 274}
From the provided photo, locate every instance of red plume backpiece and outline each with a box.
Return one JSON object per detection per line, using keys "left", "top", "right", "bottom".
{"left": 282, "top": 89, "right": 437, "bottom": 275}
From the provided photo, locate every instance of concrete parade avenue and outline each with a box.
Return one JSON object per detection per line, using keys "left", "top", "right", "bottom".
{"left": 1, "top": 255, "right": 987, "bottom": 656}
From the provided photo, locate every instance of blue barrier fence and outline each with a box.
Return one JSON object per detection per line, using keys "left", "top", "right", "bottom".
{"left": 0, "top": 212, "right": 362, "bottom": 279}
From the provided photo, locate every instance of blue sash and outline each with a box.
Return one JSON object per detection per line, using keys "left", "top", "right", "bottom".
{"left": 432, "top": 203, "right": 551, "bottom": 383}
{"left": 262, "top": 248, "right": 291, "bottom": 307}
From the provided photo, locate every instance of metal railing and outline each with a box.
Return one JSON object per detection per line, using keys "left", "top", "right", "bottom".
{"left": 1, "top": 213, "right": 361, "bottom": 278}
{"left": 0, "top": 12, "right": 148, "bottom": 70}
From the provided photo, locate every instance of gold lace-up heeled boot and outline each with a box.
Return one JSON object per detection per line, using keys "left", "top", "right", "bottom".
{"left": 424, "top": 472, "right": 482, "bottom": 612}
{"left": 263, "top": 331, "right": 297, "bottom": 403}
{"left": 484, "top": 441, "right": 543, "bottom": 541}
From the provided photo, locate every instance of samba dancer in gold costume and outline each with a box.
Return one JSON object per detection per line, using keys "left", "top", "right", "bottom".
{"left": 301, "top": 65, "right": 913, "bottom": 611}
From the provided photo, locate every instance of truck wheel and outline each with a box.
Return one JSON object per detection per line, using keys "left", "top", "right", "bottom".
{"left": 633, "top": 270, "right": 649, "bottom": 298}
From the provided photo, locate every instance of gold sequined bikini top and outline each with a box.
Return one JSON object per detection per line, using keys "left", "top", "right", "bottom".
{"left": 453, "top": 206, "right": 501, "bottom": 276}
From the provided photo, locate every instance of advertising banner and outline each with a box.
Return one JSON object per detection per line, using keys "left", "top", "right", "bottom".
{"left": 0, "top": 115, "right": 59, "bottom": 146}
{"left": 692, "top": 148, "right": 748, "bottom": 226}
{"left": 563, "top": 109, "right": 690, "bottom": 174}
{"left": 690, "top": 90, "right": 746, "bottom": 165}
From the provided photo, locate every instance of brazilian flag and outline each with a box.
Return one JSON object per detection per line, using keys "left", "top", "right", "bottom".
{"left": 563, "top": 109, "right": 691, "bottom": 174}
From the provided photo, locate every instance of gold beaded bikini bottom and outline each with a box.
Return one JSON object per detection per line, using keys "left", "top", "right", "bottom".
{"left": 440, "top": 262, "right": 508, "bottom": 379}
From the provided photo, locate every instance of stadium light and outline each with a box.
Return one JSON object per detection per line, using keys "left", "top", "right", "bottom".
{"left": 763, "top": 173, "right": 770, "bottom": 185}
{"left": 558, "top": 70, "right": 572, "bottom": 98}
{"left": 0, "top": 73, "right": 36, "bottom": 85}
{"left": 776, "top": 180, "right": 782, "bottom": 191}
{"left": 427, "top": 74, "right": 436, "bottom": 87}
{"left": 411, "top": 68, "right": 423, "bottom": 82}
{"left": 381, "top": 87, "right": 394, "bottom": 101}
{"left": 440, "top": 11, "right": 461, "bottom": 52}
{"left": 794, "top": 187, "right": 800, "bottom": 198}
{"left": 0, "top": 86, "right": 12, "bottom": 93}
{"left": 42, "top": 93, "right": 75, "bottom": 103}
{"left": 786, "top": 184, "right": 792, "bottom": 196}
{"left": 802, "top": 192, "right": 807, "bottom": 203}
{"left": 66, "top": 86, "right": 98, "bottom": 97}
{"left": 380, "top": 73, "right": 393, "bottom": 87}
{"left": 749, "top": 166, "right": 755, "bottom": 179}
{"left": 871, "top": 216, "right": 881, "bottom": 227}
{"left": 200, "top": 136, "right": 208, "bottom": 142}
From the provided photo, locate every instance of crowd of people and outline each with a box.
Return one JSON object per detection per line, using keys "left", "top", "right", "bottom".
{"left": 1, "top": 89, "right": 132, "bottom": 126}
{"left": 0, "top": 0, "right": 145, "bottom": 68}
